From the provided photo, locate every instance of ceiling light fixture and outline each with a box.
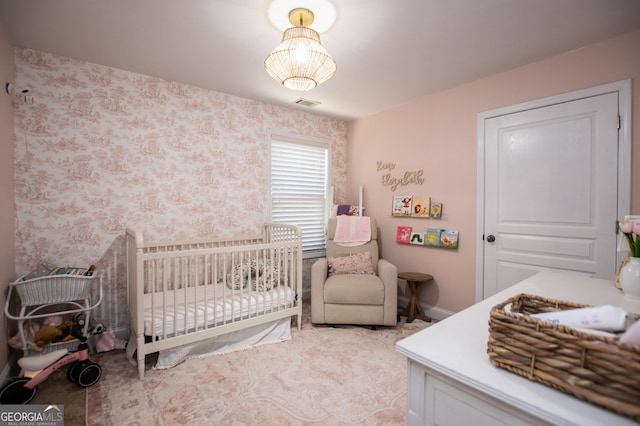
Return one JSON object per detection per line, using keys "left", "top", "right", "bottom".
{"left": 264, "top": 8, "right": 337, "bottom": 91}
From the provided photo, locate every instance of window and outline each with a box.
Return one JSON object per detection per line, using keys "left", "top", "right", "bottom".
{"left": 270, "top": 132, "right": 330, "bottom": 257}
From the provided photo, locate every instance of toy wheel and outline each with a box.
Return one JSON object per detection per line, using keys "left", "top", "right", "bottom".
{"left": 67, "top": 361, "right": 82, "bottom": 383}
{"left": 77, "top": 362, "right": 101, "bottom": 387}
{"left": 0, "top": 378, "right": 37, "bottom": 404}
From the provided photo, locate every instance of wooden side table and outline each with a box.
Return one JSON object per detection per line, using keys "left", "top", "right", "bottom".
{"left": 398, "top": 272, "right": 433, "bottom": 323}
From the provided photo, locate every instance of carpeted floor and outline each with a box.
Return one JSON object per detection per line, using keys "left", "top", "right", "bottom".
{"left": 25, "top": 302, "right": 432, "bottom": 425}
{"left": 30, "top": 367, "right": 86, "bottom": 423}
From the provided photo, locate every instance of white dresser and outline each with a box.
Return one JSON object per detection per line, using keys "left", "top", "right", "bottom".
{"left": 396, "top": 272, "right": 640, "bottom": 426}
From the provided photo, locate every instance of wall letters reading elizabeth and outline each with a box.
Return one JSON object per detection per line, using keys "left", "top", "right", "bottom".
{"left": 377, "top": 161, "right": 424, "bottom": 191}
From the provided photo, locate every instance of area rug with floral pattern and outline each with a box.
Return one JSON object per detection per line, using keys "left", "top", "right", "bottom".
{"left": 86, "top": 302, "right": 431, "bottom": 425}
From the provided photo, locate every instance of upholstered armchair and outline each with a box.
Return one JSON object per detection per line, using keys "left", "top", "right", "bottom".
{"left": 311, "top": 217, "right": 398, "bottom": 326}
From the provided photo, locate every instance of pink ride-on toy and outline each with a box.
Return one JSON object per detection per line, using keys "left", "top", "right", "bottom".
{"left": 0, "top": 336, "right": 101, "bottom": 404}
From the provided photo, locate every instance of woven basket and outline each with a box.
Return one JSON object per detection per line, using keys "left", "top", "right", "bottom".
{"left": 487, "top": 293, "right": 640, "bottom": 421}
{"left": 13, "top": 274, "right": 96, "bottom": 306}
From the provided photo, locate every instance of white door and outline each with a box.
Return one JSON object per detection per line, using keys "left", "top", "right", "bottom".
{"left": 481, "top": 91, "right": 620, "bottom": 299}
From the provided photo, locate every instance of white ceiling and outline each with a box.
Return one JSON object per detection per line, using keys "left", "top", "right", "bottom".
{"left": 1, "top": 0, "right": 639, "bottom": 121}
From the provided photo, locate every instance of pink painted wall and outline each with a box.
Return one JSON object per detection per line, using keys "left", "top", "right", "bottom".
{"left": 0, "top": 19, "right": 16, "bottom": 371}
{"left": 347, "top": 29, "right": 640, "bottom": 313}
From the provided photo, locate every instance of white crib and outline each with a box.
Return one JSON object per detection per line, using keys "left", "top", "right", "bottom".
{"left": 125, "top": 223, "right": 302, "bottom": 379}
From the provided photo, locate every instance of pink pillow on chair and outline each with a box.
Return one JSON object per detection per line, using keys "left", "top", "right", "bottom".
{"left": 327, "top": 252, "right": 375, "bottom": 276}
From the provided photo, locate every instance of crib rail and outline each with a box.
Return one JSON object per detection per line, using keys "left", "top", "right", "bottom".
{"left": 125, "top": 224, "right": 302, "bottom": 378}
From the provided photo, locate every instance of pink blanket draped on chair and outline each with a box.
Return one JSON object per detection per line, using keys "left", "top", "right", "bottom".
{"left": 333, "top": 216, "right": 371, "bottom": 247}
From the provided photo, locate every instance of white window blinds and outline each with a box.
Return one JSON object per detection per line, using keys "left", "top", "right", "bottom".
{"left": 270, "top": 134, "right": 329, "bottom": 255}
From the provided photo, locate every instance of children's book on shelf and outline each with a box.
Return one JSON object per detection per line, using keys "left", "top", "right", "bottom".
{"left": 392, "top": 196, "right": 413, "bottom": 217}
{"left": 424, "top": 228, "right": 459, "bottom": 249}
{"left": 411, "top": 196, "right": 431, "bottom": 217}
{"left": 425, "top": 228, "right": 441, "bottom": 247}
{"left": 409, "top": 231, "right": 425, "bottom": 245}
{"left": 440, "top": 230, "right": 459, "bottom": 249}
{"left": 396, "top": 226, "right": 412, "bottom": 244}
{"left": 430, "top": 202, "right": 443, "bottom": 218}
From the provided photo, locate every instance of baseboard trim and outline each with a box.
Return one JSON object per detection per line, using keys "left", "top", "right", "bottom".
{"left": 397, "top": 296, "right": 454, "bottom": 322}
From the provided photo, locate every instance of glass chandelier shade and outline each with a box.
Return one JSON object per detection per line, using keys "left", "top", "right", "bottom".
{"left": 264, "top": 14, "right": 337, "bottom": 91}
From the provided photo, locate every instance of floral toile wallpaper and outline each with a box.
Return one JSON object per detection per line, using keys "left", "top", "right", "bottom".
{"left": 12, "top": 48, "right": 347, "bottom": 332}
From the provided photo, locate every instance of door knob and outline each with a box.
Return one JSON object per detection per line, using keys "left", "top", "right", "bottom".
{"left": 486, "top": 235, "right": 495, "bottom": 243}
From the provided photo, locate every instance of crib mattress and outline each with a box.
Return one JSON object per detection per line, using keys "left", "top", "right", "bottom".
{"left": 144, "top": 284, "right": 295, "bottom": 337}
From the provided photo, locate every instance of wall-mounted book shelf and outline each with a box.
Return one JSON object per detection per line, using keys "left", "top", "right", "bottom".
{"left": 391, "top": 195, "right": 443, "bottom": 219}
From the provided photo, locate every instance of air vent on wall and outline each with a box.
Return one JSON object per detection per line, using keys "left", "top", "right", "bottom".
{"left": 294, "top": 98, "right": 321, "bottom": 108}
